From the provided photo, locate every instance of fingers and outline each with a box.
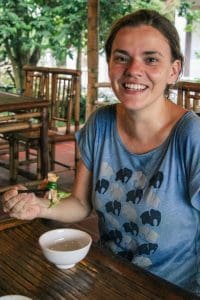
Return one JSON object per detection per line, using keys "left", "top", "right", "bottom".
{"left": 2, "top": 185, "right": 50, "bottom": 221}
{"left": 2, "top": 188, "right": 19, "bottom": 212}
{"left": 2, "top": 185, "right": 27, "bottom": 200}
{"left": 8, "top": 193, "right": 32, "bottom": 214}
{"left": 2, "top": 187, "right": 38, "bottom": 220}
{"left": 3, "top": 188, "right": 18, "bottom": 200}
{"left": 9, "top": 198, "right": 41, "bottom": 220}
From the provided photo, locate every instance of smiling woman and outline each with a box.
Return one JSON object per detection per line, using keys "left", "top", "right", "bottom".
{"left": 2, "top": 9, "right": 200, "bottom": 297}
{"left": 107, "top": 25, "right": 181, "bottom": 114}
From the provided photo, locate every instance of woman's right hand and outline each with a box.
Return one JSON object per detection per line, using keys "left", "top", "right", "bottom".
{"left": 2, "top": 185, "right": 49, "bottom": 220}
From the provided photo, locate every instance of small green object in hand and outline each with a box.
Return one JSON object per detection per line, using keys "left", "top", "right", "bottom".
{"left": 57, "top": 191, "right": 71, "bottom": 199}
{"left": 49, "top": 191, "right": 71, "bottom": 207}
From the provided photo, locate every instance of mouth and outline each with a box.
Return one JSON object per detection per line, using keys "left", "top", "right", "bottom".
{"left": 123, "top": 83, "right": 147, "bottom": 91}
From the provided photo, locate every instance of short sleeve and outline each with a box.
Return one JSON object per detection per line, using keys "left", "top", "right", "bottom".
{"left": 180, "top": 113, "right": 200, "bottom": 211}
{"left": 75, "top": 104, "right": 116, "bottom": 172}
{"left": 75, "top": 113, "right": 96, "bottom": 171}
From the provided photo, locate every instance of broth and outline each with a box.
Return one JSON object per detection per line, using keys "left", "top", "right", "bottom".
{"left": 48, "top": 239, "right": 86, "bottom": 251}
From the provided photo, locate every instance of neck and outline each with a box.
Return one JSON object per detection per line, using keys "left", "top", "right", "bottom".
{"left": 116, "top": 101, "right": 184, "bottom": 154}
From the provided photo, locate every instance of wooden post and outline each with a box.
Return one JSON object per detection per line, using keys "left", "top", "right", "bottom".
{"left": 86, "top": 0, "right": 99, "bottom": 119}
{"left": 184, "top": 31, "right": 191, "bottom": 77}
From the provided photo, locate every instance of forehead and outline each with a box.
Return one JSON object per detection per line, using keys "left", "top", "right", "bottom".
{"left": 112, "top": 25, "right": 171, "bottom": 54}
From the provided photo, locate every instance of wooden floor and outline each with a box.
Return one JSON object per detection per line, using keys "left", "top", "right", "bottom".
{"left": 0, "top": 141, "right": 99, "bottom": 241}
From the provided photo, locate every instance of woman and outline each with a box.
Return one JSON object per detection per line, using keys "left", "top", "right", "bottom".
{"left": 3, "top": 9, "right": 200, "bottom": 294}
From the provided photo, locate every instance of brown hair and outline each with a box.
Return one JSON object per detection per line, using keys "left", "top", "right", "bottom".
{"left": 105, "top": 9, "right": 184, "bottom": 74}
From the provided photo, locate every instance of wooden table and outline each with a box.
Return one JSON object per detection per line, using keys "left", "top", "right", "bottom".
{"left": 0, "top": 92, "right": 49, "bottom": 183}
{"left": 0, "top": 218, "right": 198, "bottom": 300}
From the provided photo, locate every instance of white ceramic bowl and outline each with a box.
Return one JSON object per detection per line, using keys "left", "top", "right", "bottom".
{"left": 0, "top": 296, "right": 32, "bottom": 300}
{"left": 39, "top": 228, "right": 92, "bottom": 269}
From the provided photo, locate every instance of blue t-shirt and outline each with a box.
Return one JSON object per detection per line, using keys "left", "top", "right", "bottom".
{"left": 76, "top": 104, "right": 200, "bottom": 294}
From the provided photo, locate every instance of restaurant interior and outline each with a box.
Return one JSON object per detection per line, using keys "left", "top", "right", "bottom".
{"left": 0, "top": 1, "right": 200, "bottom": 299}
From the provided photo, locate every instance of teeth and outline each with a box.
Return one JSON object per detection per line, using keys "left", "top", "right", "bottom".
{"left": 124, "top": 83, "right": 146, "bottom": 90}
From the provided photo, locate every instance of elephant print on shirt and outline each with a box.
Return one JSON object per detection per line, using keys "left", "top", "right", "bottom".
{"left": 138, "top": 243, "right": 158, "bottom": 255}
{"left": 115, "top": 168, "right": 132, "bottom": 183}
{"left": 140, "top": 209, "right": 161, "bottom": 226}
{"left": 149, "top": 171, "right": 163, "bottom": 188}
{"left": 105, "top": 200, "right": 121, "bottom": 216}
{"left": 126, "top": 189, "right": 143, "bottom": 204}
{"left": 109, "top": 229, "right": 123, "bottom": 244}
{"left": 95, "top": 166, "right": 164, "bottom": 265}
{"left": 123, "top": 222, "right": 139, "bottom": 236}
{"left": 95, "top": 178, "right": 109, "bottom": 194}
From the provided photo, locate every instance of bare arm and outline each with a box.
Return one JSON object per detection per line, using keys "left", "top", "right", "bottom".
{"left": 2, "top": 160, "right": 93, "bottom": 223}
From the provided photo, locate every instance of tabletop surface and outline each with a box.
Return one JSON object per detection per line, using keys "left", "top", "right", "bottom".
{"left": 0, "top": 218, "right": 199, "bottom": 300}
{"left": 0, "top": 92, "right": 49, "bottom": 111}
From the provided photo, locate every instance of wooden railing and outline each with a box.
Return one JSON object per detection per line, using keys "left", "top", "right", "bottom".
{"left": 175, "top": 81, "right": 200, "bottom": 114}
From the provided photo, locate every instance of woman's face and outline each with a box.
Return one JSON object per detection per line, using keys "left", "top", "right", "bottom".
{"left": 108, "top": 25, "right": 181, "bottom": 112}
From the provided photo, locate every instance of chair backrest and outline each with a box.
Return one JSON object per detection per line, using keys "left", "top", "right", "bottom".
{"left": 50, "top": 71, "right": 81, "bottom": 134}
{"left": 175, "top": 81, "right": 200, "bottom": 114}
{"left": 23, "top": 68, "right": 50, "bottom": 100}
{"left": 23, "top": 66, "right": 81, "bottom": 133}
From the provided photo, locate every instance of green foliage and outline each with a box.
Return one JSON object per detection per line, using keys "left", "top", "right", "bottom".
{"left": 99, "top": 0, "right": 132, "bottom": 49}
{"left": 0, "top": 0, "right": 182, "bottom": 65}
{"left": 99, "top": 0, "right": 181, "bottom": 50}
{"left": 45, "top": 0, "right": 88, "bottom": 62}
{"left": 0, "top": 1, "right": 51, "bottom": 56}
{"left": 195, "top": 51, "right": 200, "bottom": 59}
{"left": 0, "top": 0, "right": 198, "bottom": 91}
{"left": 0, "top": 0, "right": 89, "bottom": 66}
{"left": 179, "top": 0, "right": 200, "bottom": 31}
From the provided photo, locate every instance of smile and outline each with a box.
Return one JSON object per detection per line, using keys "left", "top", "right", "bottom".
{"left": 124, "top": 83, "right": 147, "bottom": 91}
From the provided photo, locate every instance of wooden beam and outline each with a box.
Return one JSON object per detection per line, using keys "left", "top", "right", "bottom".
{"left": 86, "top": 0, "right": 99, "bottom": 118}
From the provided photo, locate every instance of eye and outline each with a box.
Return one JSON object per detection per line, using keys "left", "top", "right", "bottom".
{"left": 145, "top": 57, "right": 159, "bottom": 64}
{"left": 113, "top": 54, "right": 130, "bottom": 64}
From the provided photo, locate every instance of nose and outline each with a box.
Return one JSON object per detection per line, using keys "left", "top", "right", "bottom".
{"left": 125, "top": 59, "right": 143, "bottom": 77}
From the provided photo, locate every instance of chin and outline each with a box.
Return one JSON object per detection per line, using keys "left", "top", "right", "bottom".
{"left": 120, "top": 100, "right": 143, "bottom": 111}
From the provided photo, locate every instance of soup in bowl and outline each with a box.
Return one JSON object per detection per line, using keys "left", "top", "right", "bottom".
{"left": 39, "top": 228, "right": 92, "bottom": 269}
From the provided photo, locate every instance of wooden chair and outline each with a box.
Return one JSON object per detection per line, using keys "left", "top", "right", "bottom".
{"left": 0, "top": 136, "right": 10, "bottom": 166}
{"left": 14, "top": 66, "right": 81, "bottom": 179}
{"left": 0, "top": 94, "right": 49, "bottom": 183}
{"left": 0, "top": 139, "right": 9, "bottom": 155}
{"left": 17, "top": 67, "right": 51, "bottom": 173}
{"left": 0, "top": 68, "right": 50, "bottom": 181}
{"left": 175, "top": 81, "right": 200, "bottom": 115}
{"left": 0, "top": 114, "right": 28, "bottom": 181}
{"left": 23, "top": 67, "right": 50, "bottom": 99}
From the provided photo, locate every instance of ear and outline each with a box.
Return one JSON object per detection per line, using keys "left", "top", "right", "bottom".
{"left": 167, "top": 60, "right": 181, "bottom": 84}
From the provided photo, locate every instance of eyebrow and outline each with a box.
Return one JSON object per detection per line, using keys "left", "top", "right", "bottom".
{"left": 112, "top": 49, "right": 128, "bottom": 55}
{"left": 112, "top": 49, "right": 164, "bottom": 57}
{"left": 144, "top": 51, "right": 164, "bottom": 57}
